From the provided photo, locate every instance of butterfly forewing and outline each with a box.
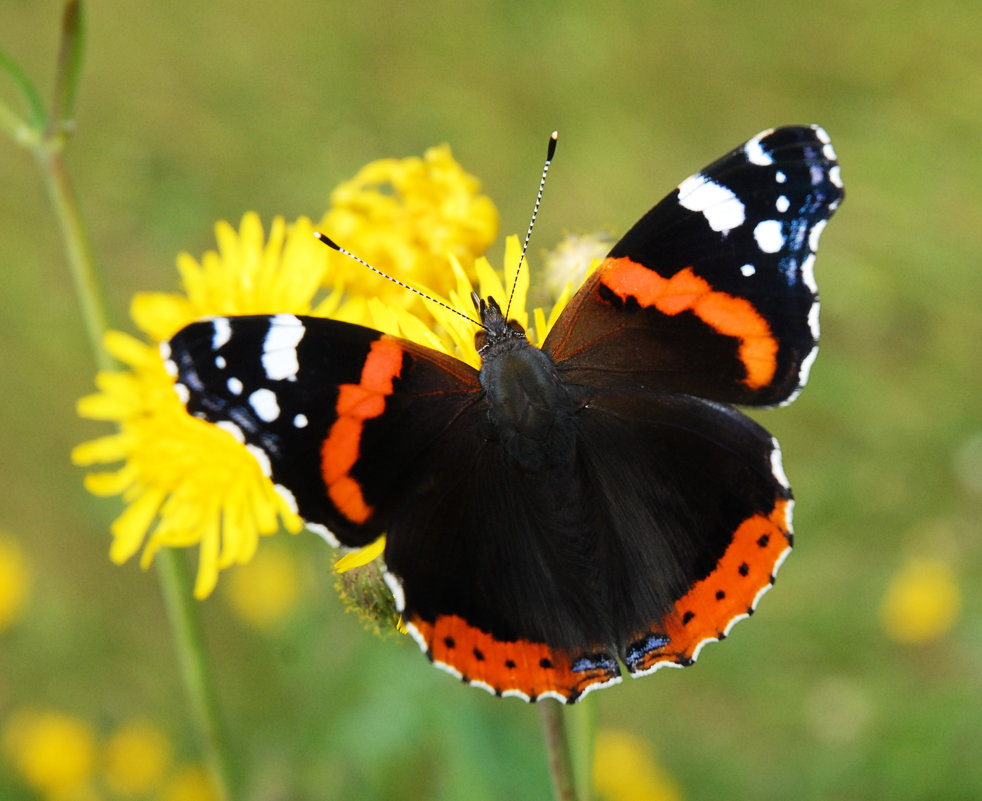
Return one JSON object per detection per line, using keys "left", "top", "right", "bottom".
{"left": 544, "top": 125, "right": 842, "bottom": 406}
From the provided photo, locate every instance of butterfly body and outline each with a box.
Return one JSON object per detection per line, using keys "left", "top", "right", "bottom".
{"left": 165, "top": 125, "right": 843, "bottom": 702}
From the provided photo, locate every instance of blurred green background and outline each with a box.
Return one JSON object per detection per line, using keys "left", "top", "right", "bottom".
{"left": 2, "top": 1, "right": 981, "bottom": 799}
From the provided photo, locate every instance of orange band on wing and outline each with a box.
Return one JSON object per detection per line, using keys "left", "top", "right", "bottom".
{"left": 409, "top": 614, "right": 620, "bottom": 702}
{"left": 599, "top": 257, "right": 778, "bottom": 389}
{"left": 628, "top": 498, "right": 791, "bottom": 673}
{"left": 321, "top": 338, "right": 404, "bottom": 524}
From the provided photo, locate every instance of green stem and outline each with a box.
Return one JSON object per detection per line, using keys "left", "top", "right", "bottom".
{"left": 34, "top": 144, "right": 113, "bottom": 371}
{"left": 568, "top": 700, "right": 595, "bottom": 801}
{"left": 155, "top": 549, "right": 236, "bottom": 801}
{"left": 539, "top": 701, "right": 580, "bottom": 801}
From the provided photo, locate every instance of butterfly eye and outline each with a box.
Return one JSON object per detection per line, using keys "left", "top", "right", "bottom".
{"left": 474, "top": 329, "right": 488, "bottom": 351}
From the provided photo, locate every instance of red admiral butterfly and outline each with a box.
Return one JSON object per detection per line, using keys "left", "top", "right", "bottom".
{"left": 164, "top": 125, "right": 843, "bottom": 702}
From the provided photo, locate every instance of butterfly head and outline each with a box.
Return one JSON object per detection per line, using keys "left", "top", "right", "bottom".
{"left": 472, "top": 292, "right": 528, "bottom": 354}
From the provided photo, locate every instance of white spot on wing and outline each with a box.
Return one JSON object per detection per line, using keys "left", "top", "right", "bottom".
{"left": 677, "top": 173, "right": 746, "bottom": 233}
{"left": 383, "top": 571, "right": 406, "bottom": 611}
{"left": 776, "top": 195, "right": 790, "bottom": 213}
{"left": 174, "top": 382, "right": 190, "bottom": 405}
{"left": 770, "top": 438, "right": 791, "bottom": 490}
{"left": 246, "top": 443, "right": 272, "bottom": 477}
{"left": 744, "top": 130, "right": 775, "bottom": 165}
{"left": 212, "top": 317, "right": 232, "bottom": 350}
{"left": 776, "top": 170, "right": 787, "bottom": 184}
{"left": 216, "top": 420, "right": 245, "bottom": 443}
{"left": 262, "top": 314, "right": 305, "bottom": 381}
{"left": 740, "top": 263, "right": 756, "bottom": 277}
{"left": 754, "top": 219, "right": 785, "bottom": 254}
{"left": 215, "top": 355, "right": 227, "bottom": 370}
{"left": 227, "top": 376, "right": 243, "bottom": 395}
{"left": 801, "top": 253, "right": 818, "bottom": 293}
{"left": 809, "top": 218, "right": 828, "bottom": 253}
{"left": 306, "top": 521, "right": 340, "bottom": 547}
{"left": 799, "top": 344, "right": 819, "bottom": 389}
{"left": 293, "top": 413, "right": 309, "bottom": 428}
{"left": 248, "top": 387, "right": 280, "bottom": 422}
{"left": 808, "top": 299, "right": 821, "bottom": 339}
{"left": 273, "top": 483, "right": 298, "bottom": 512}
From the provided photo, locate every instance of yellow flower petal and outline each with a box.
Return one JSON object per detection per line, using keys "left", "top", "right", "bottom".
{"left": 335, "top": 537, "right": 387, "bottom": 573}
{"left": 82, "top": 468, "right": 134, "bottom": 497}
{"left": 109, "top": 486, "right": 167, "bottom": 564}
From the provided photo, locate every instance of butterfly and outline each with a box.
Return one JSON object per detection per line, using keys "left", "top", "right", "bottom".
{"left": 164, "top": 125, "right": 843, "bottom": 702}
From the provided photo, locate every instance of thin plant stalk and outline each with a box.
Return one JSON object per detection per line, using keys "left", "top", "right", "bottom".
{"left": 540, "top": 700, "right": 580, "bottom": 801}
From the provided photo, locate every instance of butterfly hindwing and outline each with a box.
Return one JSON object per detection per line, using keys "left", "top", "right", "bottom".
{"left": 380, "top": 382, "right": 791, "bottom": 701}
{"left": 544, "top": 125, "right": 843, "bottom": 406}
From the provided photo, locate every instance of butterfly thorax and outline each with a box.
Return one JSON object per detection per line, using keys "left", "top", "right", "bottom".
{"left": 475, "top": 296, "right": 576, "bottom": 473}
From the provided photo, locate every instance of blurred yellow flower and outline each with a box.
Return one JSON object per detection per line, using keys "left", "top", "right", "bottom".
{"left": 223, "top": 546, "right": 301, "bottom": 630}
{"left": 158, "top": 764, "right": 219, "bottom": 801}
{"left": 320, "top": 144, "right": 498, "bottom": 308}
{"left": 0, "top": 531, "right": 31, "bottom": 631}
{"left": 594, "top": 729, "right": 683, "bottom": 801}
{"left": 2, "top": 709, "right": 97, "bottom": 800}
{"left": 880, "top": 557, "right": 962, "bottom": 644}
{"left": 102, "top": 719, "right": 172, "bottom": 797}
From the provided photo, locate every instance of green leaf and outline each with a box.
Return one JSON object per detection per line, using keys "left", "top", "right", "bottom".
{"left": 0, "top": 42, "right": 48, "bottom": 137}
{"left": 50, "top": 0, "right": 87, "bottom": 138}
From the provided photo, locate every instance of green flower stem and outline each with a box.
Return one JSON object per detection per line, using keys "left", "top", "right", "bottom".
{"left": 540, "top": 700, "right": 580, "bottom": 801}
{"left": 568, "top": 699, "right": 595, "bottom": 801}
{"left": 10, "top": 4, "right": 237, "bottom": 799}
{"left": 156, "top": 549, "right": 236, "bottom": 801}
{"left": 35, "top": 144, "right": 113, "bottom": 371}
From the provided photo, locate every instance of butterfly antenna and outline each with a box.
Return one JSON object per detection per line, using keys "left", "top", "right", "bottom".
{"left": 504, "top": 130, "right": 558, "bottom": 319}
{"left": 314, "top": 233, "right": 484, "bottom": 328}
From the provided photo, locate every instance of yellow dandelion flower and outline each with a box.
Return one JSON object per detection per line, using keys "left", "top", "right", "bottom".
{"left": 594, "top": 729, "right": 683, "bottom": 801}
{"left": 0, "top": 531, "right": 31, "bottom": 631}
{"left": 73, "top": 214, "right": 350, "bottom": 598}
{"left": 880, "top": 557, "right": 962, "bottom": 644}
{"left": 2, "top": 709, "right": 97, "bottom": 800}
{"left": 320, "top": 144, "right": 498, "bottom": 308}
{"left": 102, "top": 719, "right": 172, "bottom": 797}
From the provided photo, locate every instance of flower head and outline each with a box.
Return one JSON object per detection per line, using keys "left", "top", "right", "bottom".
{"left": 320, "top": 143, "right": 498, "bottom": 309}
{"left": 74, "top": 147, "right": 508, "bottom": 599}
